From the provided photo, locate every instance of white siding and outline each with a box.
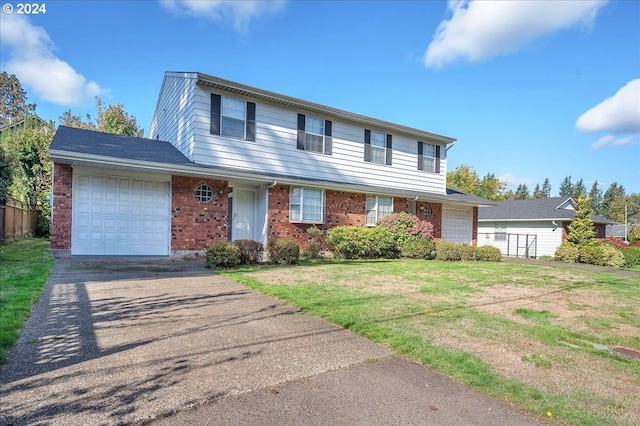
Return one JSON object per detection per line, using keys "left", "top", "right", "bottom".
{"left": 188, "top": 86, "right": 447, "bottom": 194}
{"left": 477, "top": 221, "right": 564, "bottom": 257}
{"left": 148, "top": 73, "right": 198, "bottom": 160}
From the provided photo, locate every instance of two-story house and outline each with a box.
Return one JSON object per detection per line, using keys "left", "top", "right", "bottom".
{"left": 49, "top": 71, "right": 493, "bottom": 257}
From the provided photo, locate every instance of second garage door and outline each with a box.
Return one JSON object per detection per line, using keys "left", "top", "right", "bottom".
{"left": 72, "top": 169, "right": 171, "bottom": 256}
{"left": 442, "top": 208, "right": 473, "bottom": 244}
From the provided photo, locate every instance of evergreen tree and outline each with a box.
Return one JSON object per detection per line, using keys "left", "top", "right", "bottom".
{"left": 588, "top": 181, "right": 603, "bottom": 216}
{"left": 602, "top": 182, "right": 626, "bottom": 220}
{"left": 0, "top": 143, "right": 11, "bottom": 205}
{"left": 541, "top": 178, "right": 552, "bottom": 198}
{"left": 567, "top": 196, "right": 595, "bottom": 245}
{"left": 573, "top": 178, "right": 586, "bottom": 199}
{"left": 559, "top": 176, "right": 574, "bottom": 197}
{"left": 532, "top": 183, "right": 544, "bottom": 199}
{"left": 514, "top": 184, "right": 530, "bottom": 200}
{"left": 0, "top": 72, "right": 36, "bottom": 125}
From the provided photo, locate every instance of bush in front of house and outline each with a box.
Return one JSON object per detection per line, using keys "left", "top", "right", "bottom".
{"left": 622, "top": 247, "right": 640, "bottom": 268}
{"left": 400, "top": 235, "right": 436, "bottom": 259}
{"left": 233, "top": 239, "right": 263, "bottom": 265}
{"left": 555, "top": 242, "right": 579, "bottom": 263}
{"left": 206, "top": 242, "right": 241, "bottom": 269}
{"left": 598, "top": 244, "right": 625, "bottom": 268}
{"left": 475, "top": 245, "right": 502, "bottom": 262}
{"left": 578, "top": 242, "right": 603, "bottom": 265}
{"left": 435, "top": 240, "right": 462, "bottom": 261}
{"left": 377, "top": 212, "right": 434, "bottom": 245}
{"left": 459, "top": 244, "right": 476, "bottom": 261}
{"left": 305, "top": 226, "right": 325, "bottom": 259}
{"left": 267, "top": 237, "right": 300, "bottom": 264}
{"left": 326, "top": 226, "right": 399, "bottom": 259}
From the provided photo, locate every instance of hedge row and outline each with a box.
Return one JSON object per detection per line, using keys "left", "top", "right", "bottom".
{"left": 554, "top": 241, "right": 639, "bottom": 268}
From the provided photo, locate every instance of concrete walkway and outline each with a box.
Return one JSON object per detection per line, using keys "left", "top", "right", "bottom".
{"left": 0, "top": 258, "right": 546, "bottom": 425}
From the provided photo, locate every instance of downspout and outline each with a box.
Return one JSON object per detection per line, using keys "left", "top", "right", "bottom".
{"left": 445, "top": 140, "right": 457, "bottom": 153}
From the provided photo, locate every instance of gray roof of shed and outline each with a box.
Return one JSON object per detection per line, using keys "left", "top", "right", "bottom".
{"left": 478, "top": 197, "right": 615, "bottom": 224}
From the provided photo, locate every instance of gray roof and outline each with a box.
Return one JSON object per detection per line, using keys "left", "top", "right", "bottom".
{"left": 50, "top": 126, "right": 194, "bottom": 166}
{"left": 478, "top": 197, "right": 615, "bottom": 224}
{"left": 446, "top": 187, "right": 498, "bottom": 205}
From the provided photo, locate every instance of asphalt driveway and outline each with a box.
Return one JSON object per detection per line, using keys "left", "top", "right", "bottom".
{"left": 0, "top": 258, "right": 546, "bottom": 425}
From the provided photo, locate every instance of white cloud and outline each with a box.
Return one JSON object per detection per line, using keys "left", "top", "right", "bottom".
{"left": 424, "top": 0, "right": 608, "bottom": 69}
{"left": 160, "top": 0, "right": 286, "bottom": 33}
{"left": 498, "top": 173, "right": 535, "bottom": 190}
{"left": 577, "top": 79, "right": 640, "bottom": 134}
{"left": 0, "top": 14, "right": 103, "bottom": 106}
{"left": 577, "top": 79, "right": 640, "bottom": 151}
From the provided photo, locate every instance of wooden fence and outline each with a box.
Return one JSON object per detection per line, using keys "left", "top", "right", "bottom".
{"left": 0, "top": 199, "right": 40, "bottom": 244}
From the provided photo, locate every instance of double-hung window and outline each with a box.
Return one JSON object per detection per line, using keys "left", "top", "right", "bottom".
{"left": 210, "top": 93, "right": 256, "bottom": 141}
{"left": 417, "top": 141, "right": 441, "bottom": 173}
{"left": 297, "top": 114, "right": 332, "bottom": 155}
{"left": 290, "top": 187, "right": 325, "bottom": 223}
{"left": 494, "top": 223, "right": 507, "bottom": 241}
{"left": 366, "top": 195, "right": 393, "bottom": 226}
{"left": 364, "top": 129, "right": 392, "bottom": 165}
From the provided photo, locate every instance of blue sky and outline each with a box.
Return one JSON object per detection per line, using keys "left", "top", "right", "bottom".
{"left": 1, "top": 0, "right": 639, "bottom": 194}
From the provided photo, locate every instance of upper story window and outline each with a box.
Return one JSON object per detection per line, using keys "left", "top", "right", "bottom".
{"left": 290, "top": 187, "right": 325, "bottom": 223}
{"left": 210, "top": 93, "right": 256, "bottom": 141}
{"left": 297, "top": 114, "right": 332, "bottom": 155}
{"left": 366, "top": 195, "right": 393, "bottom": 226}
{"left": 417, "top": 141, "right": 441, "bottom": 173}
{"left": 364, "top": 130, "right": 392, "bottom": 165}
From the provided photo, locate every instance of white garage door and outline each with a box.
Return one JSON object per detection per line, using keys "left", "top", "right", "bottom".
{"left": 442, "top": 208, "right": 473, "bottom": 244}
{"left": 72, "top": 172, "right": 171, "bottom": 256}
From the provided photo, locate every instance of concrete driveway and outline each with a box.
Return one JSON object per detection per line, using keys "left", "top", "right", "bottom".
{"left": 0, "top": 258, "right": 546, "bottom": 425}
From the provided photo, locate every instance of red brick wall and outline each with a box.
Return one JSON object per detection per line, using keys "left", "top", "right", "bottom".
{"left": 51, "top": 163, "right": 72, "bottom": 250}
{"left": 267, "top": 185, "right": 443, "bottom": 249}
{"left": 171, "top": 176, "right": 229, "bottom": 251}
{"left": 417, "top": 201, "right": 442, "bottom": 239}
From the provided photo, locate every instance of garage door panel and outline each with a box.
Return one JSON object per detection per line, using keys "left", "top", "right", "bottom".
{"left": 72, "top": 172, "right": 170, "bottom": 256}
{"left": 442, "top": 208, "right": 473, "bottom": 244}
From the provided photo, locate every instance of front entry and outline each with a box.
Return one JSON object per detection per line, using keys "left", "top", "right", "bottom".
{"left": 232, "top": 189, "right": 255, "bottom": 241}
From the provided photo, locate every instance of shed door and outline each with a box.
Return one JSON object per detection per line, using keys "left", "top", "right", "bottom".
{"left": 72, "top": 172, "right": 171, "bottom": 256}
{"left": 442, "top": 208, "right": 473, "bottom": 244}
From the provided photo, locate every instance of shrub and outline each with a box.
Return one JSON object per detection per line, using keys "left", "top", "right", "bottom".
{"left": 206, "top": 242, "right": 241, "bottom": 269}
{"left": 459, "top": 244, "right": 476, "bottom": 261}
{"left": 267, "top": 238, "right": 300, "bottom": 264}
{"left": 629, "top": 224, "right": 640, "bottom": 242}
{"left": 233, "top": 239, "right": 263, "bottom": 265}
{"left": 578, "top": 243, "right": 603, "bottom": 265}
{"left": 35, "top": 198, "right": 51, "bottom": 238}
{"left": 435, "top": 240, "right": 462, "bottom": 261}
{"left": 305, "top": 226, "right": 325, "bottom": 259}
{"left": 326, "top": 226, "right": 399, "bottom": 259}
{"left": 622, "top": 247, "right": 640, "bottom": 268}
{"left": 600, "top": 237, "right": 627, "bottom": 250}
{"left": 377, "top": 212, "right": 434, "bottom": 245}
{"left": 598, "top": 245, "right": 625, "bottom": 268}
{"left": 476, "top": 245, "right": 502, "bottom": 262}
{"left": 555, "top": 242, "right": 579, "bottom": 263}
{"left": 400, "top": 235, "right": 436, "bottom": 259}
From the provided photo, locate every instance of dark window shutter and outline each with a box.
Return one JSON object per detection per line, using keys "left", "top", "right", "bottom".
{"left": 417, "top": 141, "right": 424, "bottom": 170}
{"left": 324, "top": 120, "right": 332, "bottom": 155}
{"left": 435, "top": 145, "right": 441, "bottom": 174}
{"left": 364, "top": 129, "right": 372, "bottom": 162}
{"left": 246, "top": 102, "right": 256, "bottom": 142}
{"left": 385, "top": 134, "right": 392, "bottom": 166}
{"left": 210, "top": 94, "right": 221, "bottom": 135}
{"left": 297, "top": 114, "right": 305, "bottom": 150}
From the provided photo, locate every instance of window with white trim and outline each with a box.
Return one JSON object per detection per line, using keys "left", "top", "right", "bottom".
{"left": 494, "top": 223, "right": 507, "bottom": 241}
{"left": 290, "top": 187, "right": 325, "bottom": 223}
{"left": 364, "top": 129, "right": 392, "bottom": 165}
{"left": 418, "top": 141, "right": 441, "bottom": 173}
{"left": 366, "top": 196, "right": 393, "bottom": 226}
{"left": 297, "top": 114, "right": 333, "bottom": 155}
{"left": 221, "top": 96, "right": 246, "bottom": 138}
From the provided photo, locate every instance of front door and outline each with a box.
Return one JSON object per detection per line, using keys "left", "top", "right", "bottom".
{"left": 232, "top": 189, "right": 255, "bottom": 241}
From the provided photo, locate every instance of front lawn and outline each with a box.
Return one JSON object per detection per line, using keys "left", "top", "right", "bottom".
{"left": 225, "top": 259, "right": 639, "bottom": 426}
{"left": 0, "top": 238, "right": 54, "bottom": 364}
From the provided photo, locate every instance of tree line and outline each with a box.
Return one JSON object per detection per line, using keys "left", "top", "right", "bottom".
{"left": 447, "top": 164, "right": 639, "bottom": 224}
{"left": 0, "top": 72, "right": 143, "bottom": 235}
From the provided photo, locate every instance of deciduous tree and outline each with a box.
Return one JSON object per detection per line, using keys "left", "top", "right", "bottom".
{"left": 59, "top": 97, "right": 143, "bottom": 137}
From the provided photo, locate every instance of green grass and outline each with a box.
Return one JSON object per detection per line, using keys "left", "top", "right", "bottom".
{"left": 0, "top": 238, "right": 54, "bottom": 364}
{"left": 224, "top": 259, "right": 640, "bottom": 426}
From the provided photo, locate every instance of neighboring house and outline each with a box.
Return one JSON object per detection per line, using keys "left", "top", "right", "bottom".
{"left": 477, "top": 197, "right": 616, "bottom": 258}
{"left": 0, "top": 115, "right": 51, "bottom": 136}
{"left": 49, "top": 71, "right": 494, "bottom": 257}
{"left": 606, "top": 224, "right": 629, "bottom": 241}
